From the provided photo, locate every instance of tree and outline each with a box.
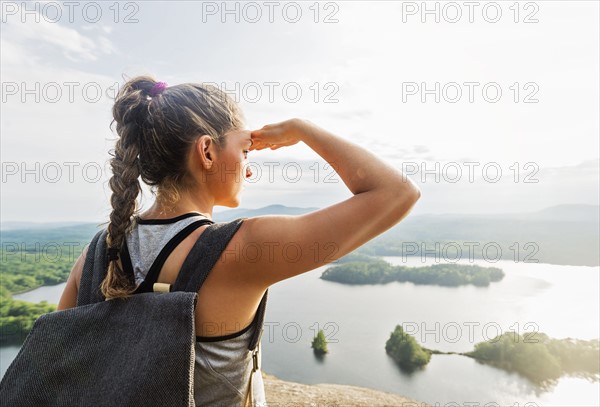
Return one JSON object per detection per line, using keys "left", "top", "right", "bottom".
{"left": 385, "top": 325, "right": 431, "bottom": 370}
{"left": 311, "top": 329, "right": 328, "bottom": 355}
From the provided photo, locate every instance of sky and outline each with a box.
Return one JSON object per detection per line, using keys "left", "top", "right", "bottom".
{"left": 1, "top": 0, "right": 599, "bottom": 223}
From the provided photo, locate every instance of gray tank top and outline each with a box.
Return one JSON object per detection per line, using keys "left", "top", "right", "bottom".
{"left": 124, "top": 213, "right": 268, "bottom": 406}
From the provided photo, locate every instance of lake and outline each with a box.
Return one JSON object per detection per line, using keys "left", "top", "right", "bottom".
{"left": 3, "top": 257, "right": 599, "bottom": 406}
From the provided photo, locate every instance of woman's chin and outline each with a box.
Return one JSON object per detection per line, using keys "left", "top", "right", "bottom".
{"left": 220, "top": 196, "right": 241, "bottom": 208}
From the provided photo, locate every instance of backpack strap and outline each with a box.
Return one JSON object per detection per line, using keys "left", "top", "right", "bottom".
{"left": 172, "top": 218, "right": 268, "bottom": 351}
{"left": 248, "top": 289, "right": 268, "bottom": 351}
{"left": 77, "top": 228, "right": 108, "bottom": 306}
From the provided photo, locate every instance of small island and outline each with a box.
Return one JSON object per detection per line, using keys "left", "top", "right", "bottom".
{"left": 321, "top": 257, "right": 504, "bottom": 287}
{"left": 311, "top": 329, "right": 329, "bottom": 355}
{"left": 385, "top": 325, "right": 431, "bottom": 371}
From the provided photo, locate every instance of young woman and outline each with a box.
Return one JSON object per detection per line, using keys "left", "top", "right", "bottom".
{"left": 57, "top": 75, "right": 421, "bottom": 406}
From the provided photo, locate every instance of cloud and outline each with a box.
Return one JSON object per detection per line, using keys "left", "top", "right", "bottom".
{"left": 0, "top": 36, "right": 36, "bottom": 66}
{"left": 81, "top": 24, "right": 114, "bottom": 35}
{"left": 2, "top": 8, "right": 116, "bottom": 62}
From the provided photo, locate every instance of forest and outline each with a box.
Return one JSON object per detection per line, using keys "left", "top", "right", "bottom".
{"left": 0, "top": 226, "right": 93, "bottom": 343}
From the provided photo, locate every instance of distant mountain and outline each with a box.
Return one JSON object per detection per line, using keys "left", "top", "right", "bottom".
{"left": 214, "top": 204, "right": 319, "bottom": 222}
{"left": 418, "top": 204, "right": 599, "bottom": 223}
{"left": 0, "top": 221, "right": 94, "bottom": 231}
{"left": 364, "top": 204, "right": 600, "bottom": 267}
{"left": 0, "top": 205, "right": 318, "bottom": 232}
{"left": 528, "top": 204, "right": 599, "bottom": 222}
{"left": 0, "top": 205, "right": 318, "bottom": 250}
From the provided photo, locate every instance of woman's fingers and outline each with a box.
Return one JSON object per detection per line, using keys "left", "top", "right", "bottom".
{"left": 249, "top": 131, "right": 263, "bottom": 151}
{"left": 251, "top": 120, "right": 299, "bottom": 150}
{"left": 250, "top": 130, "right": 272, "bottom": 150}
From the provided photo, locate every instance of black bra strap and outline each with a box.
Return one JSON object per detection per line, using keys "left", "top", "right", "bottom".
{"left": 133, "top": 218, "right": 214, "bottom": 294}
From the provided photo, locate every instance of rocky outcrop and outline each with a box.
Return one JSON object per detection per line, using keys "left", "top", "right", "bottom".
{"left": 262, "top": 371, "right": 431, "bottom": 406}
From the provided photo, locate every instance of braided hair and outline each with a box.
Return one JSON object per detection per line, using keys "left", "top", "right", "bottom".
{"left": 100, "top": 74, "right": 245, "bottom": 299}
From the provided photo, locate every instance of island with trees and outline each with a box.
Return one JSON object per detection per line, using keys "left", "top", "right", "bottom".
{"left": 311, "top": 329, "right": 329, "bottom": 355}
{"left": 384, "top": 325, "right": 599, "bottom": 387}
{"left": 321, "top": 256, "right": 504, "bottom": 287}
{"left": 385, "top": 325, "right": 432, "bottom": 371}
{"left": 464, "top": 332, "right": 600, "bottom": 386}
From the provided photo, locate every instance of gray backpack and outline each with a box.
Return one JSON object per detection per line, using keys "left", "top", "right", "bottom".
{"left": 0, "top": 218, "right": 268, "bottom": 406}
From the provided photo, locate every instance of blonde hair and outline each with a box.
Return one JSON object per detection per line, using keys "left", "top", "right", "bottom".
{"left": 100, "top": 74, "right": 245, "bottom": 299}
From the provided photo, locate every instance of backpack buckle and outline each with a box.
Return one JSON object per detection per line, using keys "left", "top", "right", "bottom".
{"left": 153, "top": 283, "right": 171, "bottom": 293}
{"left": 252, "top": 343, "right": 260, "bottom": 372}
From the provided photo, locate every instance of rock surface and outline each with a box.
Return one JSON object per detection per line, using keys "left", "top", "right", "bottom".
{"left": 262, "top": 371, "right": 431, "bottom": 406}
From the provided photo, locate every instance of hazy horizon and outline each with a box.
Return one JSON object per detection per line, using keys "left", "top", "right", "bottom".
{"left": 1, "top": 202, "right": 597, "bottom": 226}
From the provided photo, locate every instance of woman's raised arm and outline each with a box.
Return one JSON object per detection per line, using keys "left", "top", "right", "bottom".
{"left": 237, "top": 118, "right": 421, "bottom": 287}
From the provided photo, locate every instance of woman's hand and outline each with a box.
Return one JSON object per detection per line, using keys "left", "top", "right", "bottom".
{"left": 249, "top": 118, "right": 309, "bottom": 151}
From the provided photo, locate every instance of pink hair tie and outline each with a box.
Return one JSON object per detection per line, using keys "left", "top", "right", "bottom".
{"left": 149, "top": 81, "right": 168, "bottom": 97}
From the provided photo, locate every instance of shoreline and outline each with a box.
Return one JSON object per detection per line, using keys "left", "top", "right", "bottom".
{"left": 10, "top": 282, "right": 66, "bottom": 297}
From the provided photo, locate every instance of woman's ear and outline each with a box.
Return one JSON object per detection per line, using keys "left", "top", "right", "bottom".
{"left": 197, "top": 135, "right": 214, "bottom": 170}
